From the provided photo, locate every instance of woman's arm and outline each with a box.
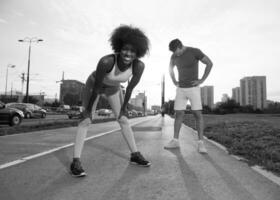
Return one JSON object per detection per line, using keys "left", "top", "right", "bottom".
{"left": 86, "top": 55, "right": 114, "bottom": 112}
{"left": 119, "top": 60, "right": 145, "bottom": 118}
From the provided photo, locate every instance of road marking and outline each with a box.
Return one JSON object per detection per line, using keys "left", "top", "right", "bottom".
{"left": 0, "top": 117, "right": 155, "bottom": 170}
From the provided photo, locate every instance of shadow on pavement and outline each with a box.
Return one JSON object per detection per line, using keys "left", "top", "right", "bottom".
{"left": 53, "top": 148, "right": 72, "bottom": 171}
{"left": 203, "top": 154, "right": 256, "bottom": 200}
{"left": 90, "top": 143, "right": 128, "bottom": 160}
{"left": 166, "top": 149, "right": 215, "bottom": 200}
{"left": 100, "top": 164, "right": 151, "bottom": 200}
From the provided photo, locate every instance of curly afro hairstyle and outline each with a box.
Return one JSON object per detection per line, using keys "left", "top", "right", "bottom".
{"left": 109, "top": 25, "right": 150, "bottom": 58}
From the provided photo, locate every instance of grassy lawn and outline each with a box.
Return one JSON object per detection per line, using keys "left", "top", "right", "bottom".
{"left": 183, "top": 113, "right": 280, "bottom": 176}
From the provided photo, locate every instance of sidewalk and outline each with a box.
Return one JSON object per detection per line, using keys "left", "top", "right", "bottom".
{"left": 0, "top": 115, "right": 279, "bottom": 200}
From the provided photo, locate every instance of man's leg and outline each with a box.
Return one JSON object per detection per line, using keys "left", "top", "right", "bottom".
{"left": 192, "top": 110, "right": 203, "bottom": 140}
{"left": 189, "top": 87, "right": 207, "bottom": 153}
{"left": 192, "top": 110, "right": 207, "bottom": 153}
{"left": 174, "top": 110, "right": 185, "bottom": 139}
{"left": 164, "top": 87, "right": 186, "bottom": 149}
{"left": 164, "top": 110, "right": 184, "bottom": 149}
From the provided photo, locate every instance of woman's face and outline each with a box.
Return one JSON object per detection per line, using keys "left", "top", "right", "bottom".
{"left": 120, "top": 44, "right": 137, "bottom": 65}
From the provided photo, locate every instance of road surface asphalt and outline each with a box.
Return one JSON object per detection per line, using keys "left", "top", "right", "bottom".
{"left": 0, "top": 115, "right": 279, "bottom": 200}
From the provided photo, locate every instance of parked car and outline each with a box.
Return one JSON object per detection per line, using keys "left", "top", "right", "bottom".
{"left": 137, "top": 111, "right": 144, "bottom": 117}
{"left": 67, "top": 106, "right": 83, "bottom": 119}
{"left": 56, "top": 105, "right": 71, "bottom": 113}
{"left": 6, "top": 103, "right": 47, "bottom": 119}
{"left": 97, "top": 109, "right": 112, "bottom": 117}
{"left": 0, "top": 101, "right": 24, "bottom": 126}
{"left": 128, "top": 110, "right": 138, "bottom": 117}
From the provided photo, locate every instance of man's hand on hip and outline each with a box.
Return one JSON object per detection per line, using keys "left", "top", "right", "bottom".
{"left": 191, "top": 79, "right": 203, "bottom": 87}
{"left": 173, "top": 81, "right": 179, "bottom": 87}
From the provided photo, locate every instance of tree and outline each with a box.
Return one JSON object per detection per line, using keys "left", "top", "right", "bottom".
{"left": 214, "top": 99, "right": 241, "bottom": 114}
{"left": 202, "top": 105, "right": 212, "bottom": 114}
{"left": 265, "top": 102, "right": 280, "bottom": 113}
{"left": 51, "top": 99, "right": 60, "bottom": 107}
{"left": 23, "top": 96, "right": 39, "bottom": 104}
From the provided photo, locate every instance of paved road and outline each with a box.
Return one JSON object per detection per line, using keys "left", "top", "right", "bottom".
{"left": 0, "top": 115, "right": 279, "bottom": 200}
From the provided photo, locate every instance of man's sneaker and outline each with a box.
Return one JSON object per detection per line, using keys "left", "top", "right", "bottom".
{"left": 164, "top": 139, "right": 180, "bottom": 149}
{"left": 70, "top": 159, "right": 86, "bottom": 177}
{"left": 130, "top": 152, "right": 151, "bottom": 167}
{"left": 198, "top": 140, "right": 207, "bottom": 154}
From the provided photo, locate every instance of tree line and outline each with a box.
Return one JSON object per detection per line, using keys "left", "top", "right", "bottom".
{"left": 162, "top": 99, "right": 280, "bottom": 115}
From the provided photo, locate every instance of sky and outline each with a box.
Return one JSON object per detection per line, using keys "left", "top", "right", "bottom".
{"left": 0, "top": 0, "right": 280, "bottom": 108}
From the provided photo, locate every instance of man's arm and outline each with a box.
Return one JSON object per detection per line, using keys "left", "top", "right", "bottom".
{"left": 119, "top": 60, "right": 145, "bottom": 118}
{"left": 192, "top": 55, "right": 213, "bottom": 86}
{"left": 169, "top": 57, "right": 178, "bottom": 86}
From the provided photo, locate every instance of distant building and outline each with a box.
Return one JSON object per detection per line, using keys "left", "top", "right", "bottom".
{"left": 200, "top": 86, "right": 214, "bottom": 109}
{"left": 129, "top": 92, "right": 147, "bottom": 113}
{"left": 240, "top": 76, "right": 267, "bottom": 109}
{"left": 232, "top": 87, "right": 241, "bottom": 104}
{"left": 60, "top": 80, "right": 85, "bottom": 106}
{"left": 151, "top": 105, "right": 161, "bottom": 112}
{"left": 0, "top": 90, "right": 44, "bottom": 105}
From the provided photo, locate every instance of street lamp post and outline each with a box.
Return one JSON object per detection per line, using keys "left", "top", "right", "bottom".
{"left": 143, "top": 90, "right": 146, "bottom": 116}
{"left": 18, "top": 37, "right": 43, "bottom": 103}
{"left": 5, "top": 64, "right": 16, "bottom": 96}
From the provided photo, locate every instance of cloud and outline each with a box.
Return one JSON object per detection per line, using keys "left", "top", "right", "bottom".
{"left": 11, "top": 10, "right": 24, "bottom": 17}
{"left": 0, "top": 18, "right": 8, "bottom": 24}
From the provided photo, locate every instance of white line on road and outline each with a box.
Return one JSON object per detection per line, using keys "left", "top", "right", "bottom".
{"left": 0, "top": 117, "right": 154, "bottom": 170}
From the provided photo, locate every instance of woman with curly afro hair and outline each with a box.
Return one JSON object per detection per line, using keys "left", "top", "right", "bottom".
{"left": 70, "top": 25, "right": 151, "bottom": 177}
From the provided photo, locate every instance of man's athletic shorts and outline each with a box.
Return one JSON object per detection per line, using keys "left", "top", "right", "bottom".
{"left": 174, "top": 87, "right": 202, "bottom": 111}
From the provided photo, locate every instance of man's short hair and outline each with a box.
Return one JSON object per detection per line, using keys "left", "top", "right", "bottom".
{"left": 169, "top": 39, "right": 183, "bottom": 52}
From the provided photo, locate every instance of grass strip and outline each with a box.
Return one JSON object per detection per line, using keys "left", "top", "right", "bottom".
{"left": 203, "top": 120, "right": 280, "bottom": 175}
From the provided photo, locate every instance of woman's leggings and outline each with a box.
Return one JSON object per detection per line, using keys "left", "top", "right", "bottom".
{"left": 73, "top": 77, "right": 137, "bottom": 158}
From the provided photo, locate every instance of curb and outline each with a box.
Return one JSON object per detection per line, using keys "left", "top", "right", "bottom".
{"left": 183, "top": 124, "right": 280, "bottom": 186}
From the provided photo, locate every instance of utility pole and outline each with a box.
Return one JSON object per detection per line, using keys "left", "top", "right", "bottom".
{"left": 161, "top": 74, "right": 165, "bottom": 107}
{"left": 10, "top": 82, "right": 13, "bottom": 98}
{"left": 56, "top": 71, "right": 65, "bottom": 104}
{"left": 18, "top": 37, "right": 43, "bottom": 103}
{"left": 20, "top": 73, "right": 25, "bottom": 94}
{"left": 161, "top": 74, "right": 165, "bottom": 116}
{"left": 142, "top": 90, "right": 146, "bottom": 116}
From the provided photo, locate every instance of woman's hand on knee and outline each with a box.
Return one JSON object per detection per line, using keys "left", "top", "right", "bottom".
{"left": 82, "top": 111, "right": 91, "bottom": 120}
{"left": 118, "top": 107, "right": 128, "bottom": 119}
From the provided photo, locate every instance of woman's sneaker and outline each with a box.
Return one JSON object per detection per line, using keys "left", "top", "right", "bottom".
{"left": 70, "top": 159, "right": 87, "bottom": 177}
{"left": 164, "top": 139, "right": 180, "bottom": 149}
{"left": 130, "top": 152, "right": 151, "bottom": 167}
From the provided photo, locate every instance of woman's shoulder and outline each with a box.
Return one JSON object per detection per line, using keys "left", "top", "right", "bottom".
{"left": 132, "top": 59, "right": 145, "bottom": 75}
{"left": 133, "top": 59, "right": 145, "bottom": 68}
{"left": 99, "top": 54, "right": 115, "bottom": 65}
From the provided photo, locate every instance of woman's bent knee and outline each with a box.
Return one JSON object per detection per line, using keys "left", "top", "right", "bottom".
{"left": 117, "top": 116, "right": 129, "bottom": 125}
